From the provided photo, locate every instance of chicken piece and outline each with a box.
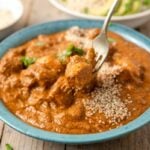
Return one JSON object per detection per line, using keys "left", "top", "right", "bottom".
{"left": 27, "top": 87, "right": 47, "bottom": 105}
{"left": 0, "top": 74, "right": 23, "bottom": 103}
{"left": 35, "top": 55, "right": 64, "bottom": 86}
{"left": 36, "top": 55, "right": 64, "bottom": 72}
{"left": 0, "top": 56, "right": 22, "bottom": 76}
{"left": 86, "top": 28, "right": 100, "bottom": 39}
{"left": 85, "top": 48, "right": 96, "bottom": 67}
{"left": 65, "top": 55, "right": 94, "bottom": 90}
{"left": 66, "top": 101, "right": 85, "bottom": 120}
{"left": 49, "top": 76, "right": 73, "bottom": 107}
{"left": 20, "top": 55, "right": 63, "bottom": 87}
{"left": 20, "top": 69, "right": 36, "bottom": 88}
{"left": 53, "top": 101, "right": 85, "bottom": 126}
{"left": 0, "top": 44, "right": 30, "bottom": 76}
{"left": 114, "top": 56, "right": 145, "bottom": 84}
{"left": 20, "top": 64, "right": 57, "bottom": 87}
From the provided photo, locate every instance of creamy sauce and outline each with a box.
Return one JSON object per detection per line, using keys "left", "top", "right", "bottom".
{"left": 0, "top": 27, "right": 150, "bottom": 134}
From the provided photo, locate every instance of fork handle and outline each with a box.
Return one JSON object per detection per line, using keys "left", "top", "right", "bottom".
{"left": 101, "top": 0, "right": 119, "bottom": 34}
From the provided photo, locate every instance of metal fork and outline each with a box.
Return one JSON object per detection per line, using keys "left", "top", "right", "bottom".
{"left": 93, "top": 0, "right": 119, "bottom": 72}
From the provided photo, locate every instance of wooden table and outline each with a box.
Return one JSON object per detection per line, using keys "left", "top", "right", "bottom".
{"left": 0, "top": 0, "right": 150, "bottom": 149}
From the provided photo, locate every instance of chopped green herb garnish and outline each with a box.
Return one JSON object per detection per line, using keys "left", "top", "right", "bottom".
{"left": 21, "top": 56, "right": 37, "bottom": 68}
{"left": 108, "top": 37, "right": 117, "bottom": 43}
{"left": 71, "top": 45, "right": 84, "bottom": 56}
{"left": 35, "top": 41, "right": 45, "bottom": 46}
{"left": 58, "top": 44, "right": 84, "bottom": 63}
{"left": 66, "top": 44, "right": 84, "bottom": 56}
{"left": 83, "top": 7, "right": 89, "bottom": 14}
{"left": 5, "top": 144, "right": 13, "bottom": 150}
{"left": 65, "top": 49, "right": 73, "bottom": 57}
{"left": 65, "top": 44, "right": 74, "bottom": 56}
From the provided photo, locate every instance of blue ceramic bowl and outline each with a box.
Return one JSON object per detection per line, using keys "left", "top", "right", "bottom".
{"left": 0, "top": 20, "right": 150, "bottom": 144}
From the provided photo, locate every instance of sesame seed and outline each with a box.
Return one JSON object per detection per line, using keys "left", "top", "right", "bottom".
{"left": 83, "top": 63, "right": 131, "bottom": 125}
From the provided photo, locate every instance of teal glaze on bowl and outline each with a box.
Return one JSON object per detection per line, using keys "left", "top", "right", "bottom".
{"left": 0, "top": 20, "right": 150, "bottom": 144}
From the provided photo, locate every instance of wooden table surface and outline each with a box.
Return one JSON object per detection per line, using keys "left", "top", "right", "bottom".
{"left": 0, "top": 0, "right": 150, "bottom": 149}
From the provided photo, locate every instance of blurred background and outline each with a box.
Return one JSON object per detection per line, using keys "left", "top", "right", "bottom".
{"left": 0, "top": 0, "right": 150, "bottom": 40}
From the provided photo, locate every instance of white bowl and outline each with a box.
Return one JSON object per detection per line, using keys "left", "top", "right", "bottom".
{"left": 49, "top": 0, "right": 150, "bottom": 28}
{"left": 0, "top": 0, "right": 23, "bottom": 40}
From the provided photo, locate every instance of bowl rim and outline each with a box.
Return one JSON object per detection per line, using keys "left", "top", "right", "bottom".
{"left": 0, "top": 0, "right": 23, "bottom": 31}
{"left": 0, "top": 20, "right": 150, "bottom": 144}
{"left": 49, "top": 0, "right": 150, "bottom": 21}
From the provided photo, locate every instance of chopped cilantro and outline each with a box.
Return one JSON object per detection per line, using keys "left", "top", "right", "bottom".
{"left": 65, "top": 44, "right": 74, "bottom": 56}
{"left": 5, "top": 144, "right": 13, "bottom": 150}
{"left": 70, "top": 45, "right": 84, "bottom": 55}
{"left": 58, "top": 44, "right": 84, "bottom": 63}
{"left": 21, "top": 56, "right": 37, "bottom": 68}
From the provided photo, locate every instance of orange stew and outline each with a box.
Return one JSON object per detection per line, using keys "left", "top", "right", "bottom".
{"left": 0, "top": 27, "right": 150, "bottom": 134}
